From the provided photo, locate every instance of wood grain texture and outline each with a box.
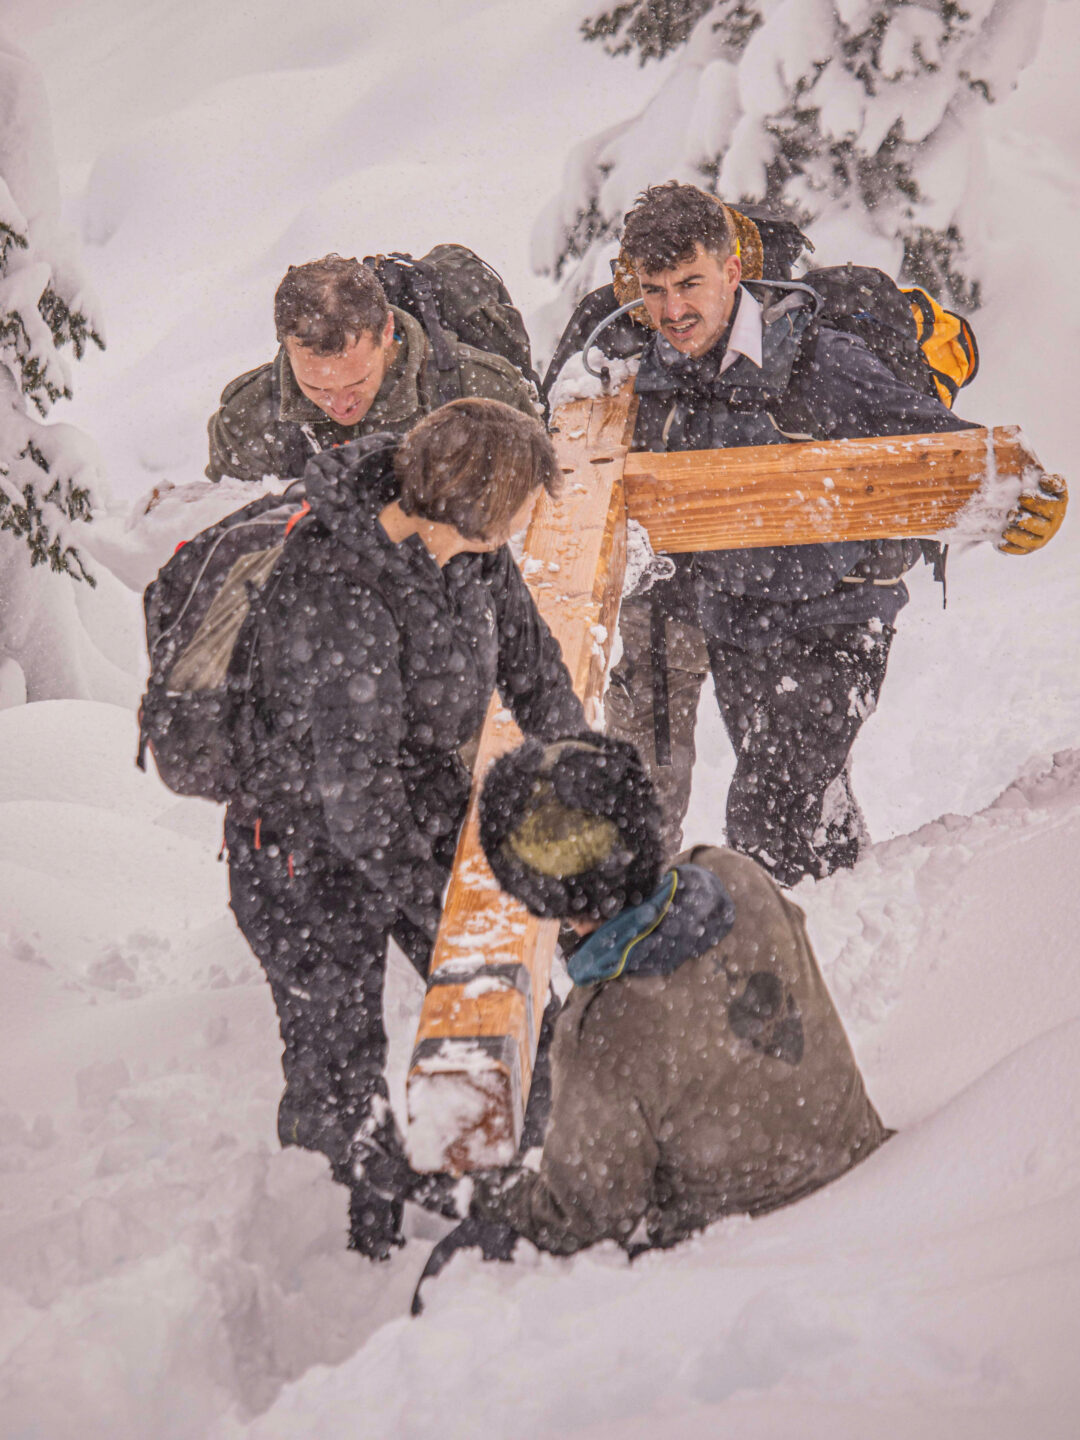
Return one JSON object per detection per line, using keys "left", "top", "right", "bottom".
{"left": 623, "top": 425, "right": 1042, "bottom": 551}
{"left": 406, "top": 386, "right": 638, "bottom": 1174}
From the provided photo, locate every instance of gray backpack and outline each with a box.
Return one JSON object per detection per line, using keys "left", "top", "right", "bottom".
{"left": 136, "top": 487, "right": 312, "bottom": 801}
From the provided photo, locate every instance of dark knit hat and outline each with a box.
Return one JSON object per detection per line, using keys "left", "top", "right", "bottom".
{"left": 479, "top": 733, "right": 663, "bottom": 922}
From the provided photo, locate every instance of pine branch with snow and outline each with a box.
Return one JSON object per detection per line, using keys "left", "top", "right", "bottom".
{"left": 0, "top": 33, "right": 104, "bottom": 589}
{"left": 0, "top": 373, "right": 97, "bottom": 585}
{"left": 0, "top": 32, "right": 143, "bottom": 709}
{"left": 582, "top": 0, "right": 723, "bottom": 63}
{"left": 582, "top": 0, "right": 760, "bottom": 64}
{"left": 538, "top": 0, "right": 1047, "bottom": 318}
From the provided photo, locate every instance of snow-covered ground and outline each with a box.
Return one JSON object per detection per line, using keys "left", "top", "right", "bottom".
{"left": 2, "top": 2, "right": 1079, "bottom": 1436}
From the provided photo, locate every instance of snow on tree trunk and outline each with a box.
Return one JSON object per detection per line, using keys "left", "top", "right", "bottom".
{"left": 533, "top": 0, "right": 1046, "bottom": 342}
{"left": 0, "top": 29, "right": 138, "bottom": 707}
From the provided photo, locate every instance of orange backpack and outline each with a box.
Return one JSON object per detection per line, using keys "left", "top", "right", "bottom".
{"left": 904, "top": 287, "right": 979, "bottom": 408}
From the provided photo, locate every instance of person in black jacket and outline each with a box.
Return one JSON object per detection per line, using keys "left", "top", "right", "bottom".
{"left": 576, "top": 182, "right": 976, "bottom": 886}
{"left": 224, "top": 398, "right": 584, "bottom": 1256}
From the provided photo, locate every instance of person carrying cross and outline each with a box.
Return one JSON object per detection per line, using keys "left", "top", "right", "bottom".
{"left": 410, "top": 733, "right": 887, "bottom": 1307}
{"left": 551, "top": 182, "right": 1063, "bottom": 887}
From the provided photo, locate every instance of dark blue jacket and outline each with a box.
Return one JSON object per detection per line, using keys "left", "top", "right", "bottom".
{"left": 633, "top": 284, "right": 975, "bottom": 649}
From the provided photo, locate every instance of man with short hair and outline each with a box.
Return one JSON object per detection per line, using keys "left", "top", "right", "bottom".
{"left": 598, "top": 182, "right": 977, "bottom": 886}
{"left": 413, "top": 733, "right": 887, "bottom": 1290}
{"left": 207, "top": 253, "right": 536, "bottom": 484}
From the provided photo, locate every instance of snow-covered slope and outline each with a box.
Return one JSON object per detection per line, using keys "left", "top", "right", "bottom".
{"left": 2, "top": 2, "right": 1079, "bottom": 1437}
{"left": 3, "top": 701, "right": 1077, "bottom": 1439}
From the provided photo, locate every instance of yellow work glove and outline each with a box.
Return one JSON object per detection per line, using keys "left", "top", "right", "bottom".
{"left": 998, "top": 474, "right": 1068, "bottom": 554}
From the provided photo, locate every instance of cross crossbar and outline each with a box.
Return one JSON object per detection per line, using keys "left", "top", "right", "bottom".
{"left": 623, "top": 425, "right": 1040, "bottom": 551}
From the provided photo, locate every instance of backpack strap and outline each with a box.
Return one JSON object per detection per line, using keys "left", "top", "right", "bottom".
{"left": 919, "top": 539, "right": 949, "bottom": 608}
{"left": 390, "top": 255, "right": 458, "bottom": 375}
{"left": 415, "top": 337, "right": 463, "bottom": 411}
{"left": 368, "top": 253, "right": 462, "bottom": 408}
{"left": 649, "top": 604, "right": 672, "bottom": 768}
{"left": 754, "top": 297, "right": 829, "bottom": 442}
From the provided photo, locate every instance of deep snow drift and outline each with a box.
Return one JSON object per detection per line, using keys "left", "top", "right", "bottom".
{"left": 1, "top": 2, "right": 1079, "bottom": 1437}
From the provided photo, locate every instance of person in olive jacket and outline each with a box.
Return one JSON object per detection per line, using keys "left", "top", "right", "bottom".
{"left": 412, "top": 733, "right": 886, "bottom": 1302}
{"left": 207, "top": 254, "right": 536, "bottom": 485}
{"left": 225, "top": 399, "right": 584, "bottom": 1257}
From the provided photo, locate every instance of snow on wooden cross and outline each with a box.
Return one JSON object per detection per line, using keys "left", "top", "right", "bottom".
{"left": 406, "top": 397, "right": 1049, "bottom": 1174}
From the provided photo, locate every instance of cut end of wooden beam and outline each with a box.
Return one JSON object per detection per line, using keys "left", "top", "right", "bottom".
{"left": 406, "top": 1037, "right": 521, "bottom": 1173}
{"left": 933, "top": 426, "right": 1041, "bottom": 546}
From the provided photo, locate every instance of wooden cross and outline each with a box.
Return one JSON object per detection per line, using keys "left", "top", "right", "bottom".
{"left": 405, "top": 385, "right": 1048, "bottom": 1173}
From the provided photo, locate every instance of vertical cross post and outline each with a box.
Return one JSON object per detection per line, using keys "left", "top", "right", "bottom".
{"left": 406, "top": 386, "right": 637, "bottom": 1174}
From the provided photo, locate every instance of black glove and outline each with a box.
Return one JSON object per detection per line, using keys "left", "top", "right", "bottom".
{"left": 352, "top": 1118, "right": 464, "bottom": 1219}
{"left": 411, "top": 1215, "right": 518, "bottom": 1316}
{"left": 348, "top": 1179, "right": 404, "bottom": 1260}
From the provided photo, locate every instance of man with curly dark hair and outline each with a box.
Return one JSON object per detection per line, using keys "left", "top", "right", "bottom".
{"left": 554, "top": 181, "right": 979, "bottom": 888}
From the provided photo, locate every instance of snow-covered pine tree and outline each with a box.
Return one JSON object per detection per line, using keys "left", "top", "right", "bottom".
{"left": 0, "top": 31, "right": 134, "bottom": 708}
{"left": 0, "top": 32, "right": 103, "bottom": 590}
{"left": 581, "top": 0, "right": 725, "bottom": 62}
{"left": 534, "top": 0, "right": 1045, "bottom": 334}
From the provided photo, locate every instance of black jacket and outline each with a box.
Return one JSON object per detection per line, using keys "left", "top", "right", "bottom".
{"left": 632, "top": 284, "right": 976, "bottom": 649}
{"left": 234, "top": 437, "right": 584, "bottom": 925}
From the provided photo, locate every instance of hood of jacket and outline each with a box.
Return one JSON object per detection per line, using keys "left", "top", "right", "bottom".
{"left": 568, "top": 862, "right": 736, "bottom": 986}
{"left": 300, "top": 432, "right": 401, "bottom": 558}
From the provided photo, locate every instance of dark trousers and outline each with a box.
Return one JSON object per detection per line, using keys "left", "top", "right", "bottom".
{"left": 607, "top": 598, "right": 894, "bottom": 886}
{"left": 226, "top": 819, "right": 437, "bottom": 1179}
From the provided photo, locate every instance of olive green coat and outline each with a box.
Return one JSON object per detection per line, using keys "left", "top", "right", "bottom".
{"left": 479, "top": 845, "right": 887, "bottom": 1253}
{"left": 206, "top": 308, "right": 537, "bottom": 484}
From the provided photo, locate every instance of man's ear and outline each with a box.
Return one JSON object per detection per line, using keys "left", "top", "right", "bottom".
{"left": 382, "top": 311, "right": 396, "bottom": 348}
{"left": 724, "top": 250, "right": 742, "bottom": 290}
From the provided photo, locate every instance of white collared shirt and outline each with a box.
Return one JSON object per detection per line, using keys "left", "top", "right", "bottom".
{"left": 719, "top": 286, "right": 763, "bottom": 373}
{"left": 654, "top": 285, "right": 764, "bottom": 372}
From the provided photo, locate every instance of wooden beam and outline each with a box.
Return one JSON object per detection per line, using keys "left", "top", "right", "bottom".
{"left": 406, "top": 387, "right": 638, "bottom": 1175}
{"left": 623, "top": 425, "right": 1043, "bottom": 552}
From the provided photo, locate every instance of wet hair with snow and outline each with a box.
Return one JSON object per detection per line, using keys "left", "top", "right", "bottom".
{"left": 274, "top": 254, "right": 391, "bottom": 355}
{"left": 393, "top": 398, "right": 559, "bottom": 542}
{"left": 621, "top": 181, "right": 735, "bottom": 274}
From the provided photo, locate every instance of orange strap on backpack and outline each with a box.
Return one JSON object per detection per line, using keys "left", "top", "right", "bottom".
{"left": 283, "top": 499, "right": 312, "bottom": 537}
